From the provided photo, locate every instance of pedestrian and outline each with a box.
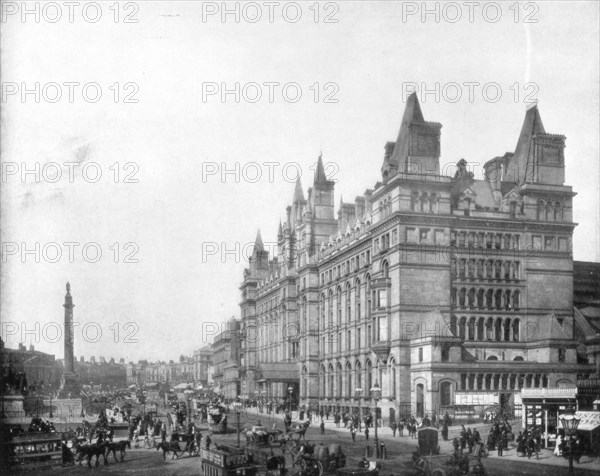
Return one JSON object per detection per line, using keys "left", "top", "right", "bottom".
{"left": 351, "top": 426, "right": 357, "bottom": 442}
{"left": 391, "top": 422, "right": 397, "bottom": 437}
{"left": 442, "top": 422, "right": 449, "bottom": 441}
{"left": 498, "top": 435, "right": 504, "bottom": 456}
{"left": 398, "top": 422, "right": 404, "bottom": 437}
{"left": 365, "top": 426, "right": 369, "bottom": 441}
{"left": 320, "top": 420, "right": 325, "bottom": 434}
{"left": 453, "top": 437, "right": 460, "bottom": 455}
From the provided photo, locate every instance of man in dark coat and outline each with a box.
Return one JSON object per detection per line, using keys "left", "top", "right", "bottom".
{"left": 391, "top": 421, "right": 397, "bottom": 437}
{"left": 441, "top": 422, "right": 449, "bottom": 441}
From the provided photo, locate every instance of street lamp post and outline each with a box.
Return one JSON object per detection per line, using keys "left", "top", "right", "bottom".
{"left": 354, "top": 388, "right": 363, "bottom": 432}
{"left": 233, "top": 401, "right": 242, "bottom": 448}
{"left": 560, "top": 408, "right": 581, "bottom": 476}
{"left": 370, "top": 383, "right": 382, "bottom": 458}
{"left": 184, "top": 389, "right": 193, "bottom": 425}
{"left": 288, "top": 386, "right": 294, "bottom": 414}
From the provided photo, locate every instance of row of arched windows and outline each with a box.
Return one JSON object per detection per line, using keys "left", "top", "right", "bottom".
{"left": 461, "top": 373, "right": 548, "bottom": 391}
{"left": 308, "top": 357, "right": 398, "bottom": 399}
{"left": 452, "top": 288, "right": 521, "bottom": 310}
{"left": 451, "top": 316, "right": 521, "bottom": 342}
{"left": 454, "top": 259, "right": 520, "bottom": 280}
{"left": 452, "top": 231, "right": 521, "bottom": 250}
{"left": 411, "top": 191, "right": 439, "bottom": 213}
{"left": 537, "top": 200, "right": 563, "bottom": 221}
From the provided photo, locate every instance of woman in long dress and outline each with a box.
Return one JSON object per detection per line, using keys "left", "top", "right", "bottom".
{"left": 554, "top": 434, "right": 563, "bottom": 456}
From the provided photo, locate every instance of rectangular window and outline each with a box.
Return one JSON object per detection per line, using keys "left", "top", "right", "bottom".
{"left": 418, "top": 347, "right": 423, "bottom": 362}
{"left": 544, "top": 236, "right": 555, "bottom": 251}
{"left": 532, "top": 235, "right": 542, "bottom": 251}
{"left": 366, "top": 250, "right": 371, "bottom": 263}
{"left": 347, "top": 330, "right": 351, "bottom": 350}
{"left": 367, "top": 325, "right": 372, "bottom": 344}
{"left": 420, "top": 228, "right": 430, "bottom": 243}
{"left": 558, "top": 237, "right": 568, "bottom": 252}
{"left": 377, "top": 289, "right": 388, "bottom": 308}
{"left": 434, "top": 229, "right": 444, "bottom": 244}
{"left": 406, "top": 228, "right": 417, "bottom": 243}
{"left": 357, "top": 328, "right": 362, "bottom": 349}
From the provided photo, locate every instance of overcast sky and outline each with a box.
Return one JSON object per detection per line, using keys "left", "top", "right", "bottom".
{"left": 1, "top": 1, "right": 599, "bottom": 364}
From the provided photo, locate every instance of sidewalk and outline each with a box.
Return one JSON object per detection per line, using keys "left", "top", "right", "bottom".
{"left": 239, "top": 406, "right": 600, "bottom": 473}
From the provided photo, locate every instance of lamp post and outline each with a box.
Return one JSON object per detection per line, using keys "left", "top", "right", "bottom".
{"left": 354, "top": 388, "right": 363, "bottom": 431}
{"left": 560, "top": 408, "right": 581, "bottom": 476}
{"left": 288, "top": 386, "right": 294, "bottom": 413}
{"left": 49, "top": 385, "right": 54, "bottom": 419}
{"left": 370, "top": 382, "right": 382, "bottom": 458}
{"left": 233, "top": 401, "right": 242, "bottom": 447}
{"left": 184, "top": 389, "right": 193, "bottom": 425}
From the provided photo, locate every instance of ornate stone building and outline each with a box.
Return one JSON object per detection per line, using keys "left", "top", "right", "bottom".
{"left": 238, "top": 94, "right": 596, "bottom": 420}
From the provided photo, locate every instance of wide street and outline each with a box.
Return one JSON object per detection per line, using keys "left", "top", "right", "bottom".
{"left": 17, "top": 409, "right": 600, "bottom": 476}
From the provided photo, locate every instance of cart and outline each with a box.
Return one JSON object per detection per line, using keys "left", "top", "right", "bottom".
{"left": 413, "top": 454, "right": 486, "bottom": 476}
{"left": 416, "top": 427, "right": 440, "bottom": 456}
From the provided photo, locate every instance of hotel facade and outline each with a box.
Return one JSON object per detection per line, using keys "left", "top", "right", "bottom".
{"left": 236, "top": 94, "right": 596, "bottom": 421}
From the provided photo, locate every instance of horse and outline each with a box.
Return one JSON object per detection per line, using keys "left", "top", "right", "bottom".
{"left": 105, "top": 440, "right": 131, "bottom": 463}
{"left": 156, "top": 441, "right": 182, "bottom": 460}
{"left": 75, "top": 441, "right": 109, "bottom": 467}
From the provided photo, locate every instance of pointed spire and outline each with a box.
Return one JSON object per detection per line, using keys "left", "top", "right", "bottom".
{"left": 66, "top": 282, "right": 71, "bottom": 295}
{"left": 314, "top": 154, "right": 328, "bottom": 184}
{"left": 507, "top": 104, "right": 546, "bottom": 183}
{"left": 293, "top": 177, "right": 305, "bottom": 203}
{"left": 254, "top": 229, "right": 265, "bottom": 253}
{"left": 277, "top": 221, "right": 283, "bottom": 240}
{"left": 388, "top": 92, "right": 425, "bottom": 166}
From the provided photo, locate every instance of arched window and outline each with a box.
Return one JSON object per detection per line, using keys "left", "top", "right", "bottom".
{"left": 486, "top": 289, "right": 493, "bottom": 309}
{"left": 411, "top": 191, "right": 419, "bottom": 212}
{"left": 336, "top": 286, "right": 342, "bottom": 326}
{"left": 513, "top": 290, "right": 520, "bottom": 309}
{"left": 554, "top": 202, "right": 562, "bottom": 221}
{"left": 495, "top": 319, "right": 502, "bottom": 341}
{"left": 382, "top": 260, "right": 389, "bottom": 279}
{"left": 512, "top": 319, "right": 520, "bottom": 341}
{"left": 389, "top": 358, "right": 397, "bottom": 398}
{"left": 459, "top": 289, "right": 466, "bottom": 307}
{"left": 495, "top": 290, "right": 503, "bottom": 309}
{"left": 486, "top": 355, "right": 498, "bottom": 361}
{"left": 429, "top": 193, "right": 438, "bottom": 213}
{"left": 477, "top": 260, "right": 484, "bottom": 278}
{"left": 355, "top": 279, "right": 361, "bottom": 321}
{"left": 537, "top": 200, "right": 545, "bottom": 220}
{"left": 420, "top": 193, "right": 428, "bottom": 213}
{"left": 477, "top": 289, "right": 485, "bottom": 309}
{"left": 440, "top": 381, "right": 452, "bottom": 407}
{"left": 365, "top": 360, "right": 373, "bottom": 393}
{"left": 546, "top": 202, "right": 553, "bottom": 221}
{"left": 468, "top": 317, "right": 476, "bottom": 340}
{"left": 468, "top": 289, "right": 476, "bottom": 307}
{"left": 345, "top": 283, "right": 352, "bottom": 322}
{"left": 477, "top": 317, "right": 485, "bottom": 341}
{"left": 346, "top": 362, "right": 353, "bottom": 397}
{"left": 366, "top": 275, "right": 371, "bottom": 316}
{"left": 450, "top": 315, "right": 457, "bottom": 336}
{"left": 485, "top": 318, "right": 494, "bottom": 340}
{"left": 459, "top": 317, "right": 467, "bottom": 340}
{"left": 513, "top": 356, "right": 524, "bottom": 362}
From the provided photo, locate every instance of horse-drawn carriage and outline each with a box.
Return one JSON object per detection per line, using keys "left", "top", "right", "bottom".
{"left": 169, "top": 432, "right": 200, "bottom": 456}
{"left": 245, "top": 424, "right": 271, "bottom": 446}
{"left": 290, "top": 442, "right": 347, "bottom": 476}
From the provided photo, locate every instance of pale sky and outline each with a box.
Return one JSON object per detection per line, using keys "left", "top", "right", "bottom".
{"left": 1, "top": 1, "right": 599, "bottom": 363}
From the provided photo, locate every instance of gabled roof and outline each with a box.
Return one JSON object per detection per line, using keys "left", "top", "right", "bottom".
{"left": 533, "top": 313, "right": 570, "bottom": 340}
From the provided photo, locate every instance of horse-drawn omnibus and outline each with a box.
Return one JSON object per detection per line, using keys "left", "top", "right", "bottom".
{"left": 200, "top": 445, "right": 259, "bottom": 476}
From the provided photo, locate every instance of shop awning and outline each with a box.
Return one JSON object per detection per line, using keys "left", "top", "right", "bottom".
{"left": 575, "top": 411, "right": 600, "bottom": 432}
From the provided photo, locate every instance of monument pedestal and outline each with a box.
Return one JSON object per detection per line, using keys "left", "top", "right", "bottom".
{"left": 57, "top": 372, "right": 81, "bottom": 399}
